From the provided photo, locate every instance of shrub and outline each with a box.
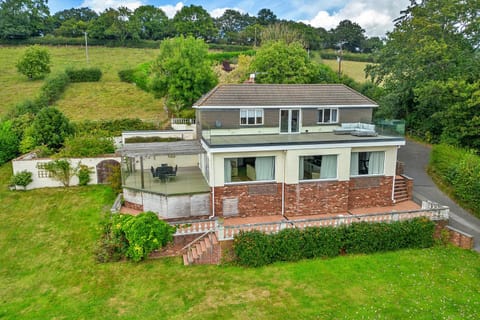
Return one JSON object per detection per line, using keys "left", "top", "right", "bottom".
{"left": 118, "top": 63, "right": 150, "bottom": 91}
{"left": 118, "top": 69, "right": 135, "bottom": 83}
{"left": 65, "top": 67, "right": 102, "bottom": 82}
{"left": 0, "top": 120, "right": 20, "bottom": 165}
{"left": 124, "top": 136, "right": 180, "bottom": 143}
{"left": 10, "top": 170, "right": 33, "bottom": 190}
{"left": 77, "top": 164, "right": 92, "bottom": 186}
{"left": 38, "top": 72, "right": 70, "bottom": 105}
{"left": 59, "top": 135, "right": 115, "bottom": 157}
{"left": 233, "top": 230, "right": 273, "bottom": 267}
{"left": 16, "top": 45, "right": 51, "bottom": 79}
{"left": 28, "top": 107, "right": 74, "bottom": 151}
{"left": 106, "top": 164, "right": 122, "bottom": 194}
{"left": 207, "top": 50, "right": 256, "bottom": 63}
{"left": 44, "top": 159, "right": 78, "bottom": 187}
{"left": 96, "top": 212, "right": 176, "bottom": 262}
{"left": 74, "top": 118, "right": 158, "bottom": 136}
{"left": 233, "top": 218, "right": 436, "bottom": 267}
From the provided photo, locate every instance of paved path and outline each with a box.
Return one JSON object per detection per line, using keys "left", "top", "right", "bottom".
{"left": 398, "top": 139, "right": 480, "bottom": 251}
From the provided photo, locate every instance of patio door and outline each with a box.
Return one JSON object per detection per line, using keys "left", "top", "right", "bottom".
{"left": 280, "top": 109, "right": 300, "bottom": 133}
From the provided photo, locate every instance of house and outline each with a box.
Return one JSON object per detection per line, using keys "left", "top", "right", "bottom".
{"left": 119, "top": 84, "right": 409, "bottom": 220}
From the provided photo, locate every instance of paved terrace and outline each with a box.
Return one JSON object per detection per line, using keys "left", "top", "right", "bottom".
{"left": 202, "top": 131, "right": 404, "bottom": 148}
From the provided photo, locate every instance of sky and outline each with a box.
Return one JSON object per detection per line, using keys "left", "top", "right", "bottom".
{"left": 47, "top": 0, "right": 410, "bottom": 37}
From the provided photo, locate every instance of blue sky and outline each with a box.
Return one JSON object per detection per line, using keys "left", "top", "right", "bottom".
{"left": 47, "top": 0, "right": 410, "bottom": 37}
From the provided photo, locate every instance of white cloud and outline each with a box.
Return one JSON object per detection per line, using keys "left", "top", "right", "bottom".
{"left": 304, "top": 0, "right": 409, "bottom": 37}
{"left": 81, "top": 0, "right": 143, "bottom": 12}
{"left": 159, "top": 2, "right": 184, "bottom": 18}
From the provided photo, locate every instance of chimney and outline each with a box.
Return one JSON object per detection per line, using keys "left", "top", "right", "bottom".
{"left": 246, "top": 73, "right": 255, "bottom": 83}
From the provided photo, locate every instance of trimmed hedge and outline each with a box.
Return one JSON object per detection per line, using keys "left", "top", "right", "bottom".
{"left": 38, "top": 72, "right": 70, "bottom": 105}
{"left": 233, "top": 218, "right": 436, "bottom": 267}
{"left": 118, "top": 62, "right": 150, "bottom": 91}
{"left": 0, "top": 36, "right": 161, "bottom": 48}
{"left": 430, "top": 144, "right": 480, "bottom": 217}
{"left": 319, "top": 50, "right": 375, "bottom": 63}
{"left": 124, "top": 136, "right": 181, "bottom": 143}
{"left": 207, "top": 50, "right": 256, "bottom": 63}
{"left": 65, "top": 67, "right": 102, "bottom": 82}
{"left": 74, "top": 118, "right": 159, "bottom": 136}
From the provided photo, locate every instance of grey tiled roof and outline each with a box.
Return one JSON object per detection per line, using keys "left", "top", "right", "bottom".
{"left": 194, "top": 84, "right": 378, "bottom": 108}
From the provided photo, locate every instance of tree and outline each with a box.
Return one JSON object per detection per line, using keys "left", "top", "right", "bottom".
{"left": 149, "top": 36, "right": 218, "bottom": 117}
{"left": 251, "top": 40, "right": 318, "bottom": 84}
{"left": 27, "top": 107, "right": 74, "bottom": 151}
{"left": 330, "top": 20, "right": 366, "bottom": 52}
{"left": 88, "top": 7, "right": 139, "bottom": 41}
{"left": 16, "top": 45, "right": 51, "bottom": 80}
{"left": 173, "top": 5, "right": 217, "bottom": 40}
{"left": 260, "top": 22, "right": 305, "bottom": 46}
{"left": 215, "top": 9, "right": 253, "bottom": 44}
{"left": 0, "top": 0, "right": 50, "bottom": 39}
{"left": 256, "top": 8, "right": 277, "bottom": 26}
{"left": 51, "top": 7, "right": 97, "bottom": 28}
{"left": 366, "top": 0, "right": 480, "bottom": 144}
{"left": 132, "top": 5, "right": 171, "bottom": 40}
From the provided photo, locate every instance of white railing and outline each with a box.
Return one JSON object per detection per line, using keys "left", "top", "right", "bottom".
{"left": 218, "top": 206, "right": 449, "bottom": 241}
{"left": 171, "top": 118, "right": 196, "bottom": 125}
{"left": 168, "top": 205, "right": 449, "bottom": 241}
{"left": 172, "top": 219, "right": 218, "bottom": 236}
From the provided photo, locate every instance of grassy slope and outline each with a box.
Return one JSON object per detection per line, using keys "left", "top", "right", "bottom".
{"left": 0, "top": 46, "right": 165, "bottom": 122}
{"left": 322, "top": 59, "right": 370, "bottom": 83}
{"left": 0, "top": 163, "right": 479, "bottom": 319}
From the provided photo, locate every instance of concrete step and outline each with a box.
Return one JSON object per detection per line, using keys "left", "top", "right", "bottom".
{"left": 210, "top": 233, "right": 219, "bottom": 245}
{"left": 183, "top": 254, "right": 189, "bottom": 266}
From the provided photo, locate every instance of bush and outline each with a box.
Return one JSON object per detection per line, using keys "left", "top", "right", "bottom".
{"left": 59, "top": 135, "right": 115, "bottom": 157}
{"left": 77, "top": 164, "right": 92, "bottom": 186}
{"left": 16, "top": 45, "right": 51, "bottom": 79}
{"left": 207, "top": 50, "right": 256, "bottom": 63}
{"left": 96, "top": 212, "right": 176, "bottom": 262}
{"left": 430, "top": 144, "right": 480, "bottom": 217}
{"left": 39, "top": 72, "right": 70, "bottom": 105}
{"left": 0, "top": 120, "right": 20, "bottom": 165}
{"left": 233, "top": 218, "right": 436, "bottom": 267}
{"left": 10, "top": 170, "right": 33, "bottom": 190}
{"left": 74, "top": 118, "right": 158, "bottom": 136}
{"left": 118, "top": 62, "right": 150, "bottom": 91}
{"left": 28, "top": 107, "right": 74, "bottom": 151}
{"left": 118, "top": 69, "right": 135, "bottom": 83}
{"left": 233, "top": 230, "right": 273, "bottom": 267}
{"left": 44, "top": 159, "right": 78, "bottom": 187}
{"left": 106, "top": 164, "right": 122, "bottom": 194}
{"left": 65, "top": 67, "right": 102, "bottom": 82}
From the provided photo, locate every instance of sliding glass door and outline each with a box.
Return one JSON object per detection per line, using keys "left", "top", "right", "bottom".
{"left": 280, "top": 109, "right": 300, "bottom": 133}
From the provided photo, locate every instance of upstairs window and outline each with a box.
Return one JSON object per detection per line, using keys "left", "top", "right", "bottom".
{"left": 317, "top": 108, "right": 338, "bottom": 124}
{"left": 240, "top": 109, "right": 263, "bottom": 125}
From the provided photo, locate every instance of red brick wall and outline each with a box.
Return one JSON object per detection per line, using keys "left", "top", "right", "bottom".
{"left": 284, "top": 181, "right": 349, "bottom": 216}
{"left": 213, "top": 183, "right": 283, "bottom": 217}
{"left": 447, "top": 227, "right": 474, "bottom": 249}
{"left": 348, "top": 176, "right": 394, "bottom": 209}
{"left": 124, "top": 201, "right": 143, "bottom": 211}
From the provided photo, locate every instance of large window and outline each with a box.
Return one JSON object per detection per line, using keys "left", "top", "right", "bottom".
{"left": 350, "top": 151, "right": 385, "bottom": 176}
{"left": 299, "top": 155, "right": 337, "bottom": 180}
{"left": 240, "top": 109, "right": 263, "bottom": 125}
{"left": 225, "top": 156, "right": 275, "bottom": 183}
{"left": 280, "top": 109, "right": 300, "bottom": 133}
{"left": 317, "top": 108, "right": 338, "bottom": 124}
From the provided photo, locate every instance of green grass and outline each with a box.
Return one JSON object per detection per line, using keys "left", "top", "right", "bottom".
{"left": 0, "top": 46, "right": 166, "bottom": 122}
{"left": 1, "top": 163, "right": 479, "bottom": 319}
{"left": 322, "top": 59, "right": 370, "bottom": 83}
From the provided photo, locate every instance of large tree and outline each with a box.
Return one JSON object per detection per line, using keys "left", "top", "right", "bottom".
{"left": 215, "top": 9, "right": 253, "bottom": 44}
{"left": 0, "top": 0, "right": 50, "bottom": 39}
{"left": 256, "top": 8, "right": 277, "bottom": 26}
{"left": 132, "top": 5, "right": 171, "bottom": 40}
{"left": 251, "top": 40, "right": 318, "bottom": 84}
{"left": 366, "top": 0, "right": 480, "bottom": 145}
{"left": 330, "top": 20, "right": 366, "bottom": 52}
{"left": 173, "top": 5, "right": 217, "bottom": 40}
{"left": 149, "top": 36, "right": 218, "bottom": 117}
{"left": 16, "top": 45, "right": 51, "bottom": 79}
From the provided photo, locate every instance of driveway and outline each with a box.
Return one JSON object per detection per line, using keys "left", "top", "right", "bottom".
{"left": 398, "top": 139, "right": 480, "bottom": 251}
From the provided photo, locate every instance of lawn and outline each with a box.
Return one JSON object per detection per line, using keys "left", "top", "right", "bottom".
{"left": 322, "top": 59, "right": 370, "bottom": 83}
{"left": 0, "top": 46, "right": 165, "bottom": 122}
{"left": 0, "top": 163, "right": 479, "bottom": 319}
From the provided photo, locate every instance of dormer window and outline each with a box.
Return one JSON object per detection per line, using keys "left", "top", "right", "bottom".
{"left": 317, "top": 108, "right": 338, "bottom": 124}
{"left": 240, "top": 109, "right": 263, "bottom": 125}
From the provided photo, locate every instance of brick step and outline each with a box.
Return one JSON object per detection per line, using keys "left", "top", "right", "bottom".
{"left": 395, "top": 196, "right": 410, "bottom": 203}
{"left": 183, "top": 232, "right": 220, "bottom": 266}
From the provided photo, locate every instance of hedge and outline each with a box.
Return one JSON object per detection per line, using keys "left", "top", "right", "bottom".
{"left": 74, "top": 118, "right": 159, "bottom": 136}
{"left": 319, "top": 50, "right": 375, "bottom": 63}
{"left": 0, "top": 36, "right": 161, "bottom": 48}
{"left": 430, "top": 144, "right": 480, "bottom": 217}
{"left": 65, "top": 67, "right": 102, "bottom": 82}
{"left": 207, "top": 50, "right": 256, "bottom": 63}
{"left": 118, "top": 62, "right": 151, "bottom": 91}
{"left": 38, "top": 72, "right": 70, "bottom": 105}
{"left": 233, "top": 218, "right": 436, "bottom": 267}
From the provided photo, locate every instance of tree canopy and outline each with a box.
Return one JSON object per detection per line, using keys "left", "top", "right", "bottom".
{"left": 0, "top": 0, "right": 50, "bottom": 39}
{"left": 149, "top": 36, "right": 218, "bottom": 117}
{"left": 16, "top": 45, "right": 51, "bottom": 79}
{"left": 367, "top": 0, "right": 480, "bottom": 147}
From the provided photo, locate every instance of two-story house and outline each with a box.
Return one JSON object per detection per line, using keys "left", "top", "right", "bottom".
{"left": 195, "top": 84, "right": 406, "bottom": 218}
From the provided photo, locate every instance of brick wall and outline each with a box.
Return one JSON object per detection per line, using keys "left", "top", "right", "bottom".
{"left": 405, "top": 176, "right": 414, "bottom": 201}
{"left": 447, "top": 226, "right": 474, "bottom": 249}
{"left": 213, "top": 183, "right": 283, "bottom": 217}
{"left": 284, "top": 181, "right": 349, "bottom": 216}
{"left": 124, "top": 201, "right": 143, "bottom": 211}
{"left": 348, "top": 176, "right": 394, "bottom": 209}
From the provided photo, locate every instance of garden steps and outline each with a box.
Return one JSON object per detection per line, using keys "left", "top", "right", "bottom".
{"left": 183, "top": 232, "right": 221, "bottom": 266}
{"left": 394, "top": 176, "right": 409, "bottom": 203}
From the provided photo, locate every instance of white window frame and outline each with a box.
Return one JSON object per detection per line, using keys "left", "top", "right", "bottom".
{"left": 240, "top": 109, "right": 264, "bottom": 125}
{"left": 350, "top": 151, "right": 385, "bottom": 177}
{"left": 279, "top": 109, "right": 301, "bottom": 134}
{"left": 224, "top": 156, "right": 275, "bottom": 184}
{"left": 299, "top": 155, "right": 338, "bottom": 181}
{"left": 317, "top": 108, "right": 338, "bottom": 124}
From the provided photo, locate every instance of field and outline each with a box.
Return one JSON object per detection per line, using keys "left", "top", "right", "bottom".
{"left": 1, "top": 162, "right": 479, "bottom": 319}
{"left": 322, "top": 59, "right": 370, "bottom": 83}
{"left": 0, "top": 46, "right": 165, "bottom": 122}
